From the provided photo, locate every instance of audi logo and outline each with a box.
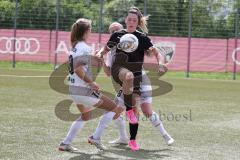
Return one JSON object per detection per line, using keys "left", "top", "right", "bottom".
{"left": 0, "top": 37, "right": 40, "bottom": 54}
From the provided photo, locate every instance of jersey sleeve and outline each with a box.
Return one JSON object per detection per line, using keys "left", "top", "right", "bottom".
{"left": 71, "top": 43, "right": 91, "bottom": 67}
{"left": 106, "top": 33, "right": 119, "bottom": 49}
{"left": 144, "top": 36, "right": 153, "bottom": 51}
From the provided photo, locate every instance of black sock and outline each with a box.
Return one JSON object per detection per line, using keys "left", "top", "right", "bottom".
{"left": 124, "top": 94, "right": 133, "bottom": 111}
{"left": 129, "top": 123, "right": 139, "bottom": 140}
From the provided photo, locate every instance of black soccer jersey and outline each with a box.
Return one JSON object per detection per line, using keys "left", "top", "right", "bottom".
{"left": 106, "top": 29, "right": 153, "bottom": 74}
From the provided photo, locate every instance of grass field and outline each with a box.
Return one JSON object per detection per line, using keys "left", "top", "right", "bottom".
{"left": 0, "top": 62, "right": 240, "bottom": 160}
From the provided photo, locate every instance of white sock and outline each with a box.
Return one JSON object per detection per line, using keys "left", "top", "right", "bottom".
{"left": 150, "top": 112, "right": 170, "bottom": 137}
{"left": 114, "top": 115, "right": 128, "bottom": 139}
{"left": 63, "top": 117, "right": 85, "bottom": 145}
{"left": 92, "top": 111, "right": 115, "bottom": 140}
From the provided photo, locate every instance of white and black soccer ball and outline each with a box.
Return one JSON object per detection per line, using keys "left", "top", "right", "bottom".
{"left": 117, "top": 34, "right": 139, "bottom": 53}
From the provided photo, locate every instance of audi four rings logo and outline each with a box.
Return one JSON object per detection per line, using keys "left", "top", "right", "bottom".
{"left": 0, "top": 37, "right": 40, "bottom": 54}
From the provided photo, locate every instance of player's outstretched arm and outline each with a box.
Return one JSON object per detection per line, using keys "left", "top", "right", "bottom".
{"left": 102, "top": 63, "right": 111, "bottom": 77}
{"left": 148, "top": 46, "right": 168, "bottom": 76}
{"left": 96, "top": 46, "right": 110, "bottom": 58}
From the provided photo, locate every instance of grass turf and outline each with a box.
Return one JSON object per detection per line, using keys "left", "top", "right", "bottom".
{"left": 0, "top": 65, "right": 240, "bottom": 160}
{"left": 0, "top": 60, "right": 239, "bottom": 80}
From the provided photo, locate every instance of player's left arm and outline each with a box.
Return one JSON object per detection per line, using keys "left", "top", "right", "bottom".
{"left": 144, "top": 35, "right": 168, "bottom": 75}
{"left": 147, "top": 46, "right": 168, "bottom": 75}
{"left": 102, "top": 63, "right": 111, "bottom": 77}
{"left": 144, "top": 36, "right": 165, "bottom": 64}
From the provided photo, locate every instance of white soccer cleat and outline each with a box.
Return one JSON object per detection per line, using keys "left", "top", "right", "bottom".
{"left": 58, "top": 142, "right": 79, "bottom": 153}
{"left": 163, "top": 134, "right": 175, "bottom": 146}
{"left": 88, "top": 136, "right": 107, "bottom": 150}
{"left": 108, "top": 137, "right": 129, "bottom": 145}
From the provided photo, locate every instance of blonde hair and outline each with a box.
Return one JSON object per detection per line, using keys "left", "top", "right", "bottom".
{"left": 108, "top": 22, "right": 123, "bottom": 34}
{"left": 70, "top": 18, "right": 91, "bottom": 48}
{"left": 128, "top": 7, "right": 149, "bottom": 34}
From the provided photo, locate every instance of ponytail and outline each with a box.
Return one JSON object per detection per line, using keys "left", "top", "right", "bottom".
{"left": 139, "top": 16, "right": 149, "bottom": 34}
{"left": 70, "top": 23, "right": 79, "bottom": 48}
{"left": 70, "top": 18, "right": 91, "bottom": 48}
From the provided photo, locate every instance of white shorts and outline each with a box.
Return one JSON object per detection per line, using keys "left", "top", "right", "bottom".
{"left": 69, "top": 85, "right": 101, "bottom": 107}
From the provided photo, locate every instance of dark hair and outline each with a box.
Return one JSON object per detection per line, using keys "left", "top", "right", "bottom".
{"left": 128, "top": 6, "right": 149, "bottom": 33}
{"left": 70, "top": 18, "right": 91, "bottom": 48}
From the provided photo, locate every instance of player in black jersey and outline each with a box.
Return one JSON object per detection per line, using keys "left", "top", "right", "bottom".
{"left": 96, "top": 7, "right": 166, "bottom": 151}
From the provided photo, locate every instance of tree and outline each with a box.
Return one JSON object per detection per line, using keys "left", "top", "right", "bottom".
{"left": 146, "top": 0, "right": 188, "bottom": 36}
{"left": 0, "top": 0, "right": 236, "bottom": 38}
{"left": 177, "top": 0, "right": 188, "bottom": 36}
{"left": 227, "top": 0, "right": 240, "bottom": 38}
{"left": 16, "top": 0, "right": 56, "bottom": 29}
{"left": 104, "top": 0, "right": 136, "bottom": 31}
{"left": 59, "top": 0, "right": 100, "bottom": 31}
{"left": 0, "top": 0, "right": 15, "bottom": 28}
{"left": 191, "top": 0, "right": 231, "bottom": 38}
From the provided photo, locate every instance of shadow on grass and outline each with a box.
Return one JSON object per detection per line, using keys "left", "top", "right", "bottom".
{"left": 69, "top": 145, "right": 173, "bottom": 160}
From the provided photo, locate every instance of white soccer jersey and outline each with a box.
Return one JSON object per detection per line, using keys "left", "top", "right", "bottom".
{"left": 68, "top": 41, "right": 92, "bottom": 87}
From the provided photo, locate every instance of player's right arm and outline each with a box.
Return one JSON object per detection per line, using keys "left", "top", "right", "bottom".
{"left": 96, "top": 32, "right": 119, "bottom": 58}
{"left": 96, "top": 46, "right": 110, "bottom": 58}
{"left": 74, "top": 65, "right": 100, "bottom": 91}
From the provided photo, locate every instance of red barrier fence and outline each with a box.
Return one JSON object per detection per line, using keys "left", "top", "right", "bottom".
{"left": 0, "top": 29, "right": 239, "bottom": 72}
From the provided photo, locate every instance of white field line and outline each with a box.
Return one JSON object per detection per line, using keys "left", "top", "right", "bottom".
{"left": 0, "top": 74, "right": 50, "bottom": 78}
{"left": 0, "top": 67, "right": 53, "bottom": 72}
{"left": 0, "top": 73, "right": 239, "bottom": 83}
{"left": 0, "top": 68, "right": 239, "bottom": 82}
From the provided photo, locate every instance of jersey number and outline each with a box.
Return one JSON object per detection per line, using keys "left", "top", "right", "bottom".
{"left": 92, "top": 91, "right": 100, "bottom": 98}
{"left": 117, "top": 89, "right": 123, "bottom": 97}
{"left": 68, "top": 55, "right": 74, "bottom": 75}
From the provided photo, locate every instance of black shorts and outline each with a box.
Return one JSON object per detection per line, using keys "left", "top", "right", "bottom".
{"left": 111, "top": 65, "right": 142, "bottom": 95}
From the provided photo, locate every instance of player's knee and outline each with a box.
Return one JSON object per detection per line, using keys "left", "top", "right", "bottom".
{"left": 81, "top": 112, "right": 91, "bottom": 121}
{"left": 117, "top": 106, "right": 124, "bottom": 113}
{"left": 143, "top": 110, "right": 152, "bottom": 118}
{"left": 94, "top": 99, "right": 103, "bottom": 107}
{"left": 125, "top": 72, "right": 134, "bottom": 81}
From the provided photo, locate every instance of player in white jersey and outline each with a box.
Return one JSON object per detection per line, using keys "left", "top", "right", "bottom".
{"left": 88, "top": 21, "right": 174, "bottom": 151}
{"left": 58, "top": 18, "right": 123, "bottom": 152}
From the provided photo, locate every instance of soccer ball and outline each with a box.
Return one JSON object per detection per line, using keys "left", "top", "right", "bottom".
{"left": 117, "top": 34, "right": 139, "bottom": 53}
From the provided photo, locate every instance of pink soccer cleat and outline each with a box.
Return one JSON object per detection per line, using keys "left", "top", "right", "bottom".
{"left": 128, "top": 140, "right": 139, "bottom": 151}
{"left": 126, "top": 109, "right": 138, "bottom": 124}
